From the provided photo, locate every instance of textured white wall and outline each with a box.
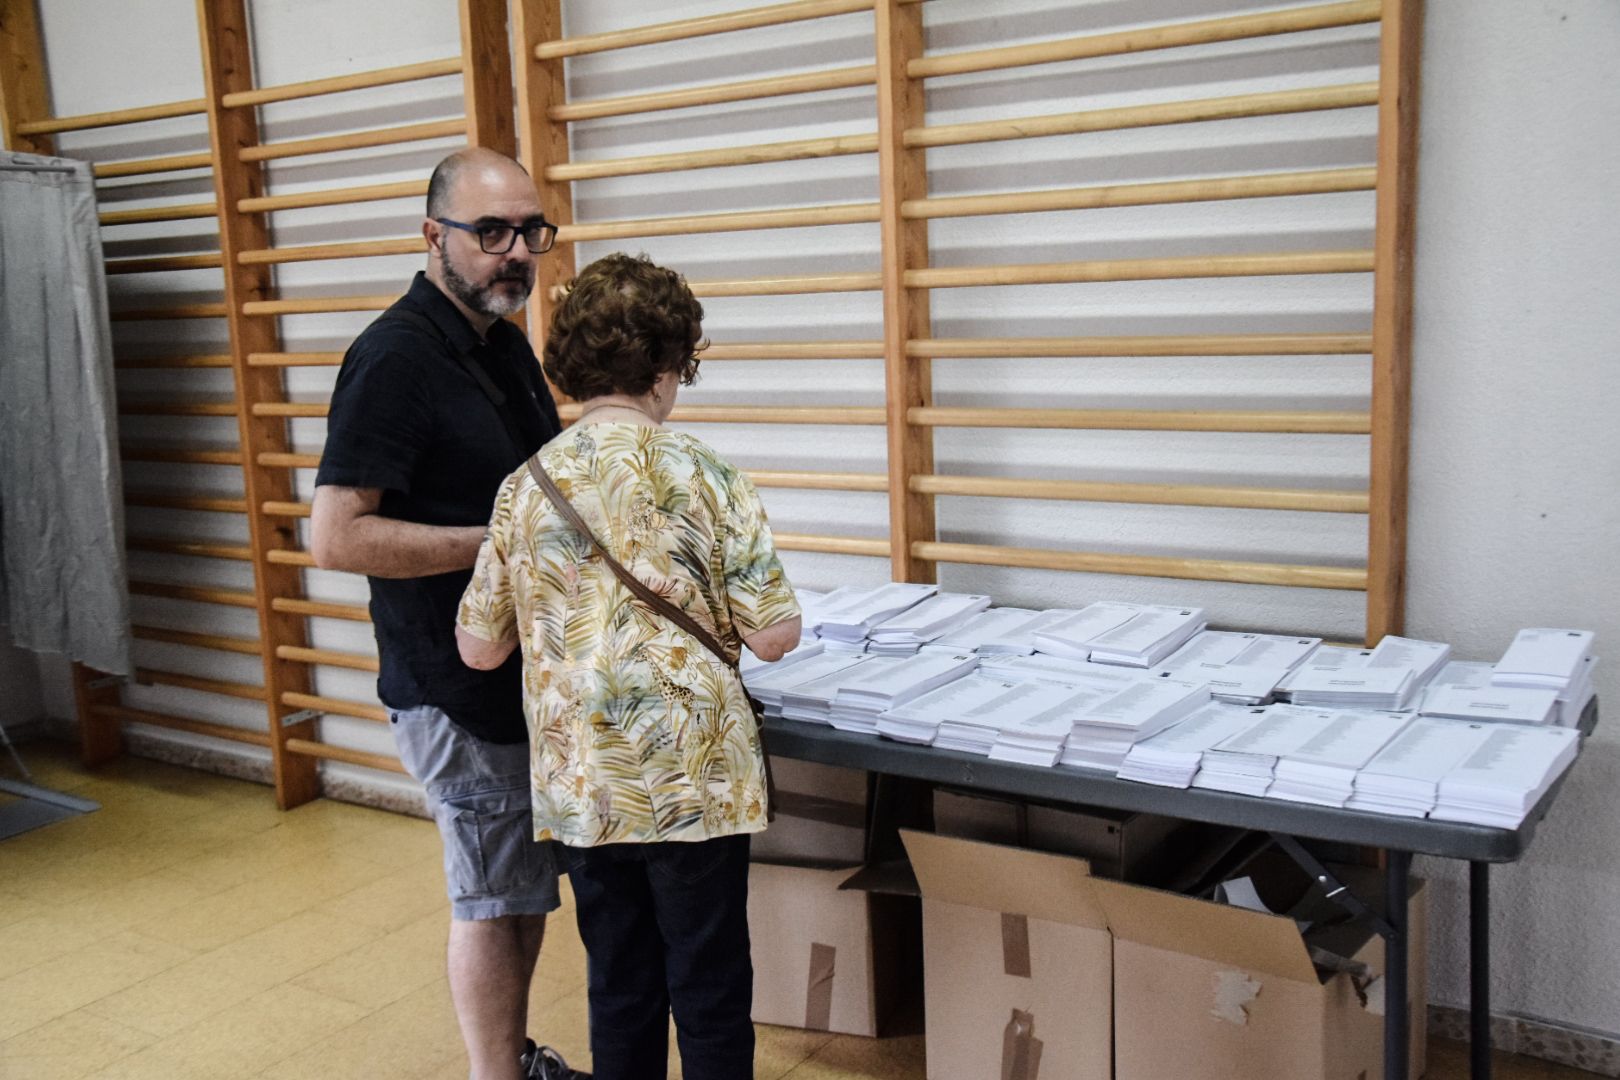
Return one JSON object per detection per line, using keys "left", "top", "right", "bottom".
{"left": 1405, "top": 0, "right": 1620, "bottom": 1035}
{"left": 17, "top": 0, "right": 1620, "bottom": 1038}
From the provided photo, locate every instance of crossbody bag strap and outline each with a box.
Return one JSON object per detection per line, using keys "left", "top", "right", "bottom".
{"left": 526, "top": 455, "right": 736, "bottom": 671}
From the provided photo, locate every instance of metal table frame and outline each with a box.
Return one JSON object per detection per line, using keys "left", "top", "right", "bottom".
{"left": 761, "top": 700, "right": 1598, "bottom": 1080}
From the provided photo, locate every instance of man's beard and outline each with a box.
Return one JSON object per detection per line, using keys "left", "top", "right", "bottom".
{"left": 441, "top": 248, "right": 535, "bottom": 318}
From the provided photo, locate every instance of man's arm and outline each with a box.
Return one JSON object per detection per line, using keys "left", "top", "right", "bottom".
{"left": 310, "top": 485, "right": 485, "bottom": 578}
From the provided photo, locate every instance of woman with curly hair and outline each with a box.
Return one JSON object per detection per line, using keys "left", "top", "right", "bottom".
{"left": 456, "top": 252, "right": 802, "bottom": 1080}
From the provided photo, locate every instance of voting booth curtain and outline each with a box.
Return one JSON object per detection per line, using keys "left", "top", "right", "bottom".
{"left": 0, "top": 151, "right": 131, "bottom": 676}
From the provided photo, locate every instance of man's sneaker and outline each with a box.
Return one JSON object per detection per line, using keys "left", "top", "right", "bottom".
{"left": 521, "top": 1038, "right": 590, "bottom": 1080}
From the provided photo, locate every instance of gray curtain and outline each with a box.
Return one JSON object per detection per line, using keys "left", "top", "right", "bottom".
{"left": 0, "top": 151, "right": 130, "bottom": 676}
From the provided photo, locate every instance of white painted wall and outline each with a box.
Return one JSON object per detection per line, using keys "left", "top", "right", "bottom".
{"left": 1404, "top": 0, "right": 1620, "bottom": 1036}
{"left": 16, "top": 0, "right": 1620, "bottom": 1039}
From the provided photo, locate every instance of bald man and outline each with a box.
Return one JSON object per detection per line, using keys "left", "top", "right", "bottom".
{"left": 311, "top": 149, "right": 584, "bottom": 1080}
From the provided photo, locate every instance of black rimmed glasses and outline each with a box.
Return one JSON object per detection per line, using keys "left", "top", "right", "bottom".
{"left": 435, "top": 216, "right": 558, "bottom": 255}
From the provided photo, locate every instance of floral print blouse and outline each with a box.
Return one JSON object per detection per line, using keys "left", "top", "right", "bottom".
{"left": 458, "top": 422, "right": 799, "bottom": 846}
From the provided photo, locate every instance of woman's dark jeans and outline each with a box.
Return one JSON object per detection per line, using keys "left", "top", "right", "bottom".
{"left": 563, "top": 834, "right": 754, "bottom": 1080}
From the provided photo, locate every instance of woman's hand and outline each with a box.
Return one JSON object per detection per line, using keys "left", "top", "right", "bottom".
{"left": 742, "top": 617, "right": 802, "bottom": 662}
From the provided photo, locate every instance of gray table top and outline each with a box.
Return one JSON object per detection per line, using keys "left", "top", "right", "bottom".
{"left": 760, "top": 699, "right": 1599, "bottom": 863}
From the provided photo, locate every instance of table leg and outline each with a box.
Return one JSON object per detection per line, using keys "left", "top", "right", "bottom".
{"left": 1385, "top": 849, "right": 1411, "bottom": 1080}
{"left": 1471, "top": 861, "right": 1492, "bottom": 1080}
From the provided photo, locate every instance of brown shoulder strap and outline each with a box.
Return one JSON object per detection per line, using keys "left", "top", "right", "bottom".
{"left": 526, "top": 454, "right": 737, "bottom": 671}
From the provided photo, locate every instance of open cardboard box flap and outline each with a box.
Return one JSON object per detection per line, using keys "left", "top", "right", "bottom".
{"left": 1089, "top": 876, "right": 1321, "bottom": 984}
{"left": 900, "top": 828, "right": 1108, "bottom": 932}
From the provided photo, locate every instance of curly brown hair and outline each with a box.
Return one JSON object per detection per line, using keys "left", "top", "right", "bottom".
{"left": 542, "top": 253, "right": 706, "bottom": 400}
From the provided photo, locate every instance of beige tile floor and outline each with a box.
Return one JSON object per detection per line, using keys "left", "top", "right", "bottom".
{"left": 0, "top": 739, "right": 1600, "bottom": 1080}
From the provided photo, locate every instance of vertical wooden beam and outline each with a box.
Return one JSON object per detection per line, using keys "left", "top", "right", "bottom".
{"left": 0, "top": 0, "right": 53, "bottom": 154}
{"left": 512, "top": 0, "right": 577, "bottom": 377}
{"left": 195, "top": 0, "right": 320, "bottom": 809}
{"left": 1366, "top": 0, "right": 1422, "bottom": 644}
{"left": 460, "top": 0, "right": 518, "bottom": 156}
{"left": 874, "top": 0, "right": 935, "bottom": 584}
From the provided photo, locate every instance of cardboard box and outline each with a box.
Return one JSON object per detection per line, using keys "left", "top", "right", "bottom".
{"left": 751, "top": 758, "right": 869, "bottom": 865}
{"left": 1094, "top": 862, "right": 1428, "bottom": 1080}
{"left": 902, "top": 829, "right": 1427, "bottom": 1080}
{"left": 747, "top": 861, "right": 920, "bottom": 1037}
{"left": 932, "top": 787, "right": 1187, "bottom": 881}
{"left": 903, "top": 830, "right": 1113, "bottom": 1080}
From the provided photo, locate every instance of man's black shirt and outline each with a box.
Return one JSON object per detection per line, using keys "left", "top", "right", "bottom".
{"left": 316, "top": 272, "right": 561, "bottom": 742}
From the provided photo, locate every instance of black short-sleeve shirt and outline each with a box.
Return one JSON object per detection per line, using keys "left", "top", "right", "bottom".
{"left": 316, "top": 272, "right": 562, "bottom": 742}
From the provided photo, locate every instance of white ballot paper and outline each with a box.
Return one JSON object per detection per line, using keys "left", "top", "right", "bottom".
{"left": 739, "top": 638, "right": 824, "bottom": 678}
{"left": 988, "top": 712, "right": 1075, "bottom": 768}
{"left": 869, "top": 592, "right": 992, "bottom": 647}
{"left": 1276, "top": 645, "right": 1373, "bottom": 696}
{"left": 1420, "top": 685, "right": 1560, "bottom": 726}
{"left": 1556, "top": 655, "right": 1598, "bottom": 726}
{"left": 1163, "top": 661, "right": 1293, "bottom": 705}
{"left": 1030, "top": 601, "right": 1143, "bottom": 660}
{"left": 747, "top": 652, "right": 871, "bottom": 716}
{"left": 1117, "top": 703, "right": 1270, "bottom": 788}
{"left": 1086, "top": 606, "right": 1207, "bottom": 668}
{"left": 814, "top": 582, "right": 938, "bottom": 643}
{"left": 933, "top": 681, "right": 1095, "bottom": 755}
{"left": 1058, "top": 676, "right": 1210, "bottom": 771}
{"left": 1268, "top": 710, "right": 1414, "bottom": 807}
{"left": 1430, "top": 725, "right": 1580, "bottom": 828}
{"left": 1417, "top": 660, "right": 1496, "bottom": 707}
{"left": 977, "top": 653, "right": 1146, "bottom": 691}
{"left": 779, "top": 656, "right": 883, "bottom": 724}
{"left": 929, "top": 607, "right": 1041, "bottom": 652}
{"left": 1194, "top": 704, "right": 1341, "bottom": 797}
{"left": 1366, "top": 635, "right": 1452, "bottom": 701}
{"left": 1159, "top": 630, "right": 1262, "bottom": 668}
{"left": 1493, "top": 628, "right": 1595, "bottom": 690}
{"left": 1346, "top": 717, "right": 1496, "bottom": 818}
{"left": 876, "top": 673, "right": 1027, "bottom": 745}
{"left": 976, "top": 608, "right": 1082, "bottom": 656}
{"left": 1231, "top": 634, "right": 1323, "bottom": 670}
{"left": 1284, "top": 665, "right": 1416, "bottom": 710}
{"left": 828, "top": 651, "right": 979, "bottom": 734}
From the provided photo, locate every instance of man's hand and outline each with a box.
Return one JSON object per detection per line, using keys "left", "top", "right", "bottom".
{"left": 310, "top": 485, "right": 486, "bottom": 578}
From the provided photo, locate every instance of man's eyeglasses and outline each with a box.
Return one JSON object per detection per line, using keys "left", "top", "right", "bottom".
{"left": 435, "top": 217, "right": 558, "bottom": 255}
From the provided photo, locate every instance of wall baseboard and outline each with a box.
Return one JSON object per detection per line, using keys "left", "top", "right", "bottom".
{"left": 1429, "top": 1000, "right": 1620, "bottom": 1076}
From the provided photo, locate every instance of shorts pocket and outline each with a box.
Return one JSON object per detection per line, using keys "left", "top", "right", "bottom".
{"left": 438, "top": 796, "right": 546, "bottom": 900}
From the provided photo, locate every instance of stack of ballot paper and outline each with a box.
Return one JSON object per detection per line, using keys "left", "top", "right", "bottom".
{"left": 876, "top": 674, "right": 1027, "bottom": 745}
{"left": 976, "top": 609, "right": 1081, "bottom": 655}
{"left": 1292, "top": 635, "right": 1449, "bottom": 710}
{"left": 1193, "top": 704, "right": 1342, "bottom": 796}
{"left": 977, "top": 652, "right": 1142, "bottom": 690}
{"left": 1429, "top": 725, "right": 1581, "bottom": 828}
{"left": 1058, "top": 676, "right": 1211, "bottom": 771}
{"left": 779, "top": 656, "right": 884, "bottom": 724}
{"left": 1160, "top": 630, "right": 1320, "bottom": 670}
{"left": 1162, "top": 660, "right": 1292, "bottom": 705}
{"left": 1492, "top": 628, "right": 1595, "bottom": 690}
{"left": 739, "top": 638, "right": 824, "bottom": 678}
{"left": 1267, "top": 710, "right": 1414, "bottom": 807}
{"left": 813, "top": 582, "right": 937, "bottom": 645}
{"left": 988, "top": 712, "right": 1077, "bottom": 767}
{"left": 1416, "top": 660, "right": 1495, "bottom": 705}
{"left": 1116, "top": 702, "right": 1269, "bottom": 787}
{"left": 1030, "top": 601, "right": 1143, "bottom": 660}
{"left": 1276, "top": 645, "right": 1373, "bottom": 697}
{"left": 1555, "top": 656, "right": 1598, "bottom": 727}
{"left": 827, "top": 651, "right": 979, "bottom": 734}
{"left": 1492, "top": 629, "right": 1598, "bottom": 727}
{"left": 745, "top": 651, "right": 871, "bottom": 718}
{"left": 1345, "top": 717, "right": 1497, "bottom": 817}
{"left": 1085, "top": 606, "right": 1208, "bottom": 668}
{"left": 867, "top": 592, "right": 992, "bottom": 655}
{"left": 933, "top": 681, "right": 1092, "bottom": 755}
{"left": 927, "top": 607, "right": 1040, "bottom": 652}
{"left": 1420, "top": 684, "right": 1560, "bottom": 726}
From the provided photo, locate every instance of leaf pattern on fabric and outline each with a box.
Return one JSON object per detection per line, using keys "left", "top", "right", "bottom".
{"left": 458, "top": 422, "right": 799, "bottom": 846}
